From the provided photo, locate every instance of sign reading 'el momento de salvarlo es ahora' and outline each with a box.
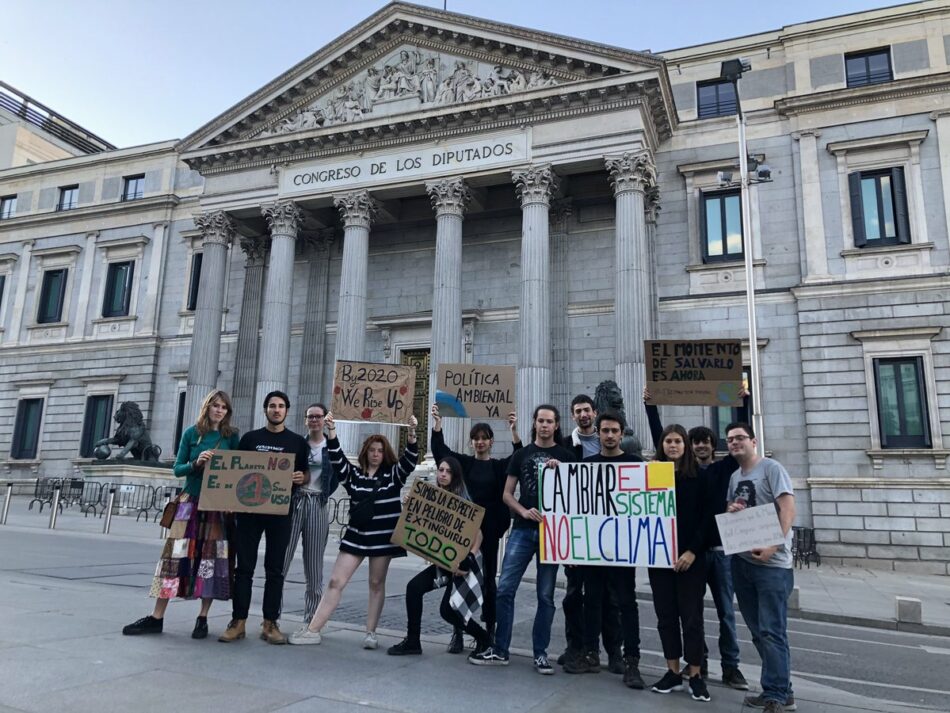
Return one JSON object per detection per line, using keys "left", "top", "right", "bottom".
{"left": 198, "top": 450, "right": 294, "bottom": 515}
{"left": 391, "top": 480, "right": 485, "bottom": 571}
{"left": 435, "top": 363, "right": 516, "bottom": 419}
{"left": 538, "top": 461, "right": 677, "bottom": 568}
{"left": 645, "top": 339, "right": 743, "bottom": 407}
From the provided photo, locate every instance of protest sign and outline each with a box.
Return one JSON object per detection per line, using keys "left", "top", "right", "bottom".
{"left": 392, "top": 480, "right": 485, "bottom": 570}
{"left": 645, "top": 339, "right": 743, "bottom": 406}
{"left": 198, "top": 450, "right": 294, "bottom": 515}
{"left": 435, "top": 363, "right": 516, "bottom": 419}
{"left": 538, "top": 461, "right": 677, "bottom": 568}
{"left": 715, "top": 504, "right": 787, "bottom": 555}
{"left": 331, "top": 360, "right": 416, "bottom": 424}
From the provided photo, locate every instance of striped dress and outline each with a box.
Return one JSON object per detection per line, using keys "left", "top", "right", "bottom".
{"left": 329, "top": 435, "right": 418, "bottom": 558}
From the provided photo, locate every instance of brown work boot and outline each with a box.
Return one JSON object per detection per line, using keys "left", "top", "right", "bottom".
{"left": 218, "top": 618, "right": 246, "bottom": 642}
{"left": 261, "top": 619, "right": 288, "bottom": 645}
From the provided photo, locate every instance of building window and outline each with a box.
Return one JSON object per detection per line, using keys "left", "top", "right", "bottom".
{"left": 57, "top": 185, "right": 79, "bottom": 211}
{"left": 0, "top": 195, "right": 16, "bottom": 219}
{"left": 0, "top": 274, "right": 5, "bottom": 314}
{"left": 845, "top": 48, "right": 892, "bottom": 88}
{"left": 11, "top": 398, "right": 44, "bottom": 459}
{"left": 701, "top": 190, "right": 743, "bottom": 262}
{"left": 102, "top": 261, "right": 135, "bottom": 318}
{"left": 697, "top": 79, "right": 737, "bottom": 119}
{"left": 122, "top": 175, "right": 145, "bottom": 201}
{"left": 848, "top": 168, "right": 910, "bottom": 247}
{"left": 173, "top": 391, "right": 187, "bottom": 454}
{"left": 186, "top": 252, "right": 203, "bottom": 311}
{"left": 36, "top": 268, "right": 68, "bottom": 324}
{"left": 712, "top": 369, "right": 750, "bottom": 450}
{"left": 874, "top": 357, "right": 931, "bottom": 448}
{"left": 80, "top": 395, "right": 114, "bottom": 457}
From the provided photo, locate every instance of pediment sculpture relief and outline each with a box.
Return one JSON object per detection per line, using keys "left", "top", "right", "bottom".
{"left": 259, "top": 47, "right": 561, "bottom": 137}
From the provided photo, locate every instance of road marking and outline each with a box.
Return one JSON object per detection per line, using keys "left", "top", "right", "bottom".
{"left": 796, "top": 670, "right": 948, "bottom": 696}
{"left": 920, "top": 645, "right": 950, "bottom": 656}
{"left": 705, "top": 616, "right": 935, "bottom": 652}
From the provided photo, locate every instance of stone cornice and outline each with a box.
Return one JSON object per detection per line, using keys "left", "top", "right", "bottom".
{"left": 791, "top": 273, "right": 950, "bottom": 299}
{"left": 425, "top": 177, "right": 471, "bottom": 218}
{"left": 0, "top": 195, "right": 181, "bottom": 233}
{"left": 826, "top": 130, "right": 929, "bottom": 156}
{"left": 178, "top": 2, "right": 667, "bottom": 153}
{"left": 775, "top": 72, "right": 950, "bottom": 117}
{"left": 850, "top": 326, "right": 942, "bottom": 342}
{"left": 183, "top": 76, "right": 669, "bottom": 174}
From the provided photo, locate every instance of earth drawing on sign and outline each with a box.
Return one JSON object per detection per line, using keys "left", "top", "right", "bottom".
{"left": 236, "top": 472, "right": 273, "bottom": 507}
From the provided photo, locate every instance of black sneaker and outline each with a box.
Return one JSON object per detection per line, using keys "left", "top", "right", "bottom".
{"left": 469, "top": 646, "right": 509, "bottom": 666}
{"left": 607, "top": 651, "right": 624, "bottom": 674}
{"left": 562, "top": 650, "right": 590, "bottom": 674}
{"left": 191, "top": 616, "right": 208, "bottom": 640}
{"left": 723, "top": 666, "right": 749, "bottom": 690}
{"left": 584, "top": 651, "right": 601, "bottom": 673}
{"left": 689, "top": 674, "right": 711, "bottom": 702}
{"left": 744, "top": 694, "right": 796, "bottom": 711}
{"left": 122, "top": 615, "right": 163, "bottom": 636}
{"left": 556, "top": 649, "right": 568, "bottom": 666}
{"left": 446, "top": 628, "right": 463, "bottom": 654}
{"left": 652, "top": 669, "right": 685, "bottom": 694}
{"left": 623, "top": 656, "right": 645, "bottom": 689}
{"left": 387, "top": 638, "right": 422, "bottom": 656}
{"left": 534, "top": 655, "right": 554, "bottom": 675}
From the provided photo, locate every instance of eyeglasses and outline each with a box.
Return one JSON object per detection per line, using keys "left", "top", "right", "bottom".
{"left": 726, "top": 435, "right": 750, "bottom": 443}
{"left": 306, "top": 415, "right": 325, "bottom": 420}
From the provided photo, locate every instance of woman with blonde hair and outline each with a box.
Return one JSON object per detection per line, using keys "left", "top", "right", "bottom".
{"left": 290, "top": 411, "right": 419, "bottom": 648}
{"left": 122, "top": 389, "right": 240, "bottom": 639}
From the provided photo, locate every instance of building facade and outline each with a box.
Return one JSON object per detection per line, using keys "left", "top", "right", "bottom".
{"left": 1, "top": 1, "right": 950, "bottom": 572}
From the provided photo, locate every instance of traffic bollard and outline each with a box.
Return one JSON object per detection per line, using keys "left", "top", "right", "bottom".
{"left": 48, "top": 485, "right": 61, "bottom": 529}
{"left": 103, "top": 487, "right": 116, "bottom": 534}
{"left": 1, "top": 483, "right": 12, "bottom": 525}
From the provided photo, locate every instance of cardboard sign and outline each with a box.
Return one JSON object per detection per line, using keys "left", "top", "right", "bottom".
{"left": 538, "top": 461, "right": 677, "bottom": 568}
{"left": 435, "top": 363, "right": 516, "bottom": 419}
{"left": 391, "top": 480, "right": 485, "bottom": 571}
{"left": 331, "top": 360, "right": 416, "bottom": 424}
{"left": 645, "top": 339, "right": 743, "bottom": 406}
{"left": 715, "top": 504, "right": 787, "bottom": 555}
{"left": 198, "top": 450, "right": 294, "bottom": 515}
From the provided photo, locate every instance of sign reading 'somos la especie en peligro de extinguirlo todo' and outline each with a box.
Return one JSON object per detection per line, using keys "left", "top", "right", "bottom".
{"left": 278, "top": 131, "right": 529, "bottom": 195}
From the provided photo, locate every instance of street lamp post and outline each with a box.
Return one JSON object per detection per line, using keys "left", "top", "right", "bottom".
{"left": 721, "top": 58, "right": 766, "bottom": 456}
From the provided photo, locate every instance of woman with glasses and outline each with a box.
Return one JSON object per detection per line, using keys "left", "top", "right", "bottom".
{"left": 283, "top": 403, "right": 339, "bottom": 636}
{"left": 429, "top": 403, "right": 521, "bottom": 650}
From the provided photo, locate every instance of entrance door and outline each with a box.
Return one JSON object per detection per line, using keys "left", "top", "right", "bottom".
{"left": 400, "top": 348, "right": 430, "bottom": 457}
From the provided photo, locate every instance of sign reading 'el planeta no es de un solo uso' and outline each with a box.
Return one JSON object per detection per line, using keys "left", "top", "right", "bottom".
{"left": 198, "top": 450, "right": 294, "bottom": 515}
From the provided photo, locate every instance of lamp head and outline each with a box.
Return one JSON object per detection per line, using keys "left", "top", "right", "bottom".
{"left": 756, "top": 164, "right": 772, "bottom": 181}
{"left": 720, "top": 58, "right": 751, "bottom": 83}
{"left": 717, "top": 170, "right": 733, "bottom": 186}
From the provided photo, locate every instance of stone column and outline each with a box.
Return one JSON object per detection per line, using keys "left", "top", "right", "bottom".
{"left": 298, "top": 229, "right": 336, "bottom": 413}
{"left": 231, "top": 236, "right": 268, "bottom": 428}
{"left": 606, "top": 151, "right": 656, "bottom": 449}
{"left": 645, "top": 186, "right": 661, "bottom": 342}
{"left": 138, "top": 222, "right": 168, "bottom": 335}
{"left": 7, "top": 239, "right": 33, "bottom": 345}
{"left": 549, "top": 198, "right": 573, "bottom": 415}
{"left": 333, "top": 190, "right": 378, "bottom": 451}
{"left": 426, "top": 177, "right": 471, "bottom": 451}
{"left": 254, "top": 201, "right": 302, "bottom": 427}
{"left": 185, "top": 211, "right": 235, "bottom": 421}
{"left": 512, "top": 165, "right": 559, "bottom": 429}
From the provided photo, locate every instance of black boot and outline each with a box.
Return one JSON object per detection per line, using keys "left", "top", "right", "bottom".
{"left": 387, "top": 638, "right": 422, "bottom": 656}
{"left": 123, "top": 615, "right": 163, "bottom": 636}
{"left": 446, "top": 627, "right": 464, "bottom": 654}
{"left": 623, "top": 656, "right": 645, "bottom": 689}
{"left": 191, "top": 616, "right": 208, "bottom": 640}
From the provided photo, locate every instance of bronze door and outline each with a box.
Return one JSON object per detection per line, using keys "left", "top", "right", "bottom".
{"left": 400, "top": 348, "right": 430, "bottom": 457}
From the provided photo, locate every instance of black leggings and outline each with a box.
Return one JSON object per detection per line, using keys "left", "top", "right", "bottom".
{"left": 648, "top": 557, "right": 706, "bottom": 667}
{"left": 480, "top": 530, "right": 500, "bottom": 631}
{"left": 404, "top": 564, "right": 489, "bottom": 645}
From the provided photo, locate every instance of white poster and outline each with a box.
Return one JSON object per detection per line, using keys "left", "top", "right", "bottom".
{"left": 715, "top": 504, "right": 786, "bottom": 556}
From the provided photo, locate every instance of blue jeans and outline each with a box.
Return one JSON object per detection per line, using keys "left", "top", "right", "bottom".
{"left": 493, "top": 526, "right": 558, "bottom": 658}
{"left": 706, "top": 550, "right": 740, "bottom": 668}
{"left": 732, "top": 557, "right": 794, "bottom": 703}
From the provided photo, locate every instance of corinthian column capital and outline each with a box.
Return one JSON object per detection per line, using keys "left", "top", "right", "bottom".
{"left": 263, "top": 200, "right": 303, "bottom": 237}
{"left": 425, "top": 177, "right": 471, "bottom": 218}
{"left": 512, "top": 164, "right": 559, "bottom": 208}
{"left": 239, "top": 235, "right": 269, "bottom": 266}
{"left": 333, "top": 190, "right": 378, "bottom": 229}
{"left": 194, "top": 211, "right": 235, "bottom": 247}
{"left": 605, "top": 151, "right": 657, "bottom": 196}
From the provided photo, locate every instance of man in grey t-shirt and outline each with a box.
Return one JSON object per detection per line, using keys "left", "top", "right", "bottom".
{"left": 724, "top": 422, "right": 796, "bottom": 713}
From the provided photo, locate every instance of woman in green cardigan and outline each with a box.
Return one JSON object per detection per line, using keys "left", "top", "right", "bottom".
{"left": 122, "top": 389, "right": 240, "bottom": 640}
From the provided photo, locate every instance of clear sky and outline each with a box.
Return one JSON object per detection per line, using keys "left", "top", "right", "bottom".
{"left": 2, "top": 0, "right": 905, "bottom": 148}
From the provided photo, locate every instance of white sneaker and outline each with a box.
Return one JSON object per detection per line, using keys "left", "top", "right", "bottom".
{"left": 288, "top": 626, "right": 322, "bottom": 645}
{"left": 362, "top": 631, "right": 378, "bottom": 650}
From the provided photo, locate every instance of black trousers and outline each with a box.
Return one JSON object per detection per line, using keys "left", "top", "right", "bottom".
{"left": 404, "top": 564, "right": 489, "bottom": 644}
{"left": 232, "top": 512, "right": 292, "bottom": 622}
{"left": 648, "top": 556, "right": 706, "bottom": 666}
{"left": 563, "top": 566, "right": 623, "bottom": 654}
{"left": 480, "top": 530, "right": 500, "bottom": 631}
{"left": 581, "top": 566, "right": 641, "bottom": 657}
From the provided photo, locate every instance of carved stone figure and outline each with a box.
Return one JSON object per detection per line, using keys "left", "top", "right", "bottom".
{"left": 363, "top": 66, "right": 382, "bottom": 108}
{"left": 93, "top": 401, "right": 162, "bottom": 462}
{"left": 419, "top": 57, "right": 438, "bottom": 103}
{"left": 392, "top": 49, "right": 422, "bottom": 95}
{"left": 593, "top": 380, "right": 643, "bottom": 458}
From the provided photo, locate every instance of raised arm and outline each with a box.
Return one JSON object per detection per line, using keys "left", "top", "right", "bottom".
{"left": 324, "top": 412, "right": 356, "bottom": 484}
{"left": 642, "top": 387, "right": 663, "bottom": 451}
{"left": 394, "top": 414, "right": 420, "bottom": 484}
{"left": 429, "top": 404, "right": 461, "bottom": 462}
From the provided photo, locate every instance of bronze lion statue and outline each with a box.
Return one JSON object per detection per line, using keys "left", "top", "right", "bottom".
{"left": 94, "top": 401, "right": 162, "bottom": 462}
{"left": 593, "top": 379, "right": 643, "bottom": 458}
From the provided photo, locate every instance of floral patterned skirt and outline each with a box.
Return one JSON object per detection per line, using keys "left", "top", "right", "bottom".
{"left": 149, "top": 494, "right": 234, "bottom": 600}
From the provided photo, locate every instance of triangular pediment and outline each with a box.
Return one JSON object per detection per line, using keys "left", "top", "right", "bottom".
{"left": 178, "top": 2, "right": 675, "bottom": 171}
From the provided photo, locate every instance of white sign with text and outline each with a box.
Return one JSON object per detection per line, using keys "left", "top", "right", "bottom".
{"left": 715, "top": 504, "right": 786, "bottom": 556}
{"left": 279, "top": 131, "right": 529, "bottom": 196}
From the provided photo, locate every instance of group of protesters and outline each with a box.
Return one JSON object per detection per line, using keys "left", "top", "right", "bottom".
{"left": 122, "top": 385, "right": 797, "bottom": 713}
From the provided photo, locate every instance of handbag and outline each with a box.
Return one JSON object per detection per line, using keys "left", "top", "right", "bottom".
{"left": 348, "top": 474, "right": 383, "bottom": 530}
{"left": 162, "top": 434, "right": 221, "bottom": 528}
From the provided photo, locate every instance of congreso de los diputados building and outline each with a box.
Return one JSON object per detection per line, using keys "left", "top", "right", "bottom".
{"left": 2, "top": 1, "right": 950, "bottom": 571}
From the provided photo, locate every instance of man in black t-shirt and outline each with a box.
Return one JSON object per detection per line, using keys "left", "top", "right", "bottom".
{"left": 470, "top": 404, "right": 574, "bottom": 674}
{"left": 219, "top": 390, "right": 309, "bottom": 645}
